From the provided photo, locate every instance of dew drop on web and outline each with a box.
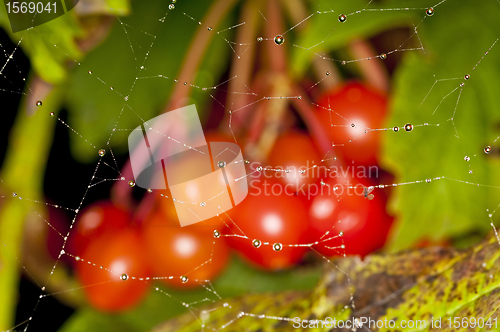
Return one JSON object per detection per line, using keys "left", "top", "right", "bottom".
{"left": 274, "top": 35, "right": 284, "bottom": 45}
{"left": 272, "top": 243, "right": 283, "bottom": 252}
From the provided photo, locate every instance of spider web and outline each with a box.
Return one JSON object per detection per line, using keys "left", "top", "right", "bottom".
{"left": 0, "top": 0, "right": 499, "bottom": 331}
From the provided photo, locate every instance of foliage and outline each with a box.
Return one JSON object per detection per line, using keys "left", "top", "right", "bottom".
{"left": 0, "top": 0, "right": 499, "bottom": 331}
{"left": 382, "top": 0, "right": 500, "bottom": 250}
{"left": 152, "top": 234, "right": 500, "bottom": 331}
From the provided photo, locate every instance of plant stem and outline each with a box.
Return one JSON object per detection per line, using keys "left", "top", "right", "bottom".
{"left": 114, "top": 0, "right": 240, "bottom": 205}
{"left": 164, "top": 0, "right": 240, "bottom": 112}
{"left": 349, "top": 38, "right": 390, "bottom": 92}
{"left": 281, "top": 0, "right": 341, "bottom": 89}
{"left": 222, "top": 0, "right": 261, "bottom": 134}
{"left": 0, "top": 82, "right": 62, "bottom": 330}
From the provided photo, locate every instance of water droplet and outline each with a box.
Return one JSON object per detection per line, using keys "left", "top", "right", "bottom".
{"left": 124, "top": 96, "right": 129, "bottom": 101}
{"left": 256, "top": 166, "right": 263, "bottom": 171}
{"left": 110, "top": 86, "right": 114, "bottom": 90}
{"left": 257, "top": 37, "right": 263, "bottom": 42}
{"left": 207, "top": 26, "right": 212, "bottom": 31}
{"left": 460, "top": 82, "right": 465, "bottom": 87}
{"left": 218, "top": 161, "right": 226, "bottom": 168}
{"left": 200, "top": 202, "right": 206, "bottom": 207}
{"left": 98, "top": 149, "right": 106, "bottom": 156}
{"left": 338, "top": 14, "right": 347, "bottom": 22}
{"left": 464, "top": 156, "right": 470, "bottom": 161}
{"left": 484, "top": 146, "right": 492, "bottom": 154}
{"left": 49, "top": 112, "right": 55, "bottom": 117}
{"left": 325, "top": 71, "right": 330, "bottom": 76}
{"left": 380, "top": 53, "right": 387, "bottom": 60}
{"left": 350, "top": 123, "right": 355, "bottom": 128}
{"left": 36, "top": 100, "right": 42, "bottom": 107}
{"left": 168, "top": 4, "right": 175, "bottom": 9}
{"left": 425, "top": 178, "right": 431, "bottom": 183}
{"left": 339, "top": 231, "right": 344, "bottom": 237}
{"left": 426, "top": 7, "right": 434, "bottom": 16}
{"left": 121, "top": 176, "right": 125, "bottom": 180}
{"left": 404, "top": 123, "right": 413, "bottom": 132}
{"left": 213, "top": 230, "right": 221, "bottom": 238}
{"left": 147, "top": 188, "right": 153, "bottom": 193}
{"left": 393, "top": 126, "right": 399, "bottom": 132}
{"left": 88, "top": 70, "right": 92, "bottom": 74}
{"left": 320, "top": 180, "right": 326, "bottom": 186}
{"left": 252, "top": 239, "right": 262, "bottom": 248}
{"left": 341, "top": 60, "right": 346, "bottom": 65}
{"left": 121, "top": 274, "right": 129, "bottom": 281}
{"left": 469, "top": 170, "right": 473, "bottom": 174}
{"left": 274, "top": 35, "right": 284, "bottom": 45}
{"left": 245, "top": 160, "right": 250, "bottom": 164}
{"left": 340, "top": 244, "right": 345, "bottom": 249}
{"left": 272, "top": 243, "right": 283, "bottom": 251}
{"left": 464, "top": 74, "right": 470, "bottom": 80}
{"left": 128, "top": 180, "right": 136, "bottom": 187}
{"left": 75, "top": 256, "right": 80, "bottom": 261}
{"left": 12, "top": 192, "right": 17, "bottom": 197}
{"left": 180, "top": 275, "right": 188, "bottom": 283}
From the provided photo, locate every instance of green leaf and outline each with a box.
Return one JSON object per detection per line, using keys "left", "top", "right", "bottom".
{"left": 65, "top": 0, "right": 234, "bottom": 162}
{"left": 152, "top": 235, "right": 500, "bottom": 331}
{"left": 290, "top": 0, "right": 414, "bottom": 76}
{"left": 0, "top": 0, "right": 131, "bottom": 84}
{"left": 59, "top": 257, "right": 321, "bottom": 332}
{"left": 0, "top": 12, "right": 82, "bottom": 83}
{"left": 381, "top": 0, "right": 500, "bottom": 251}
